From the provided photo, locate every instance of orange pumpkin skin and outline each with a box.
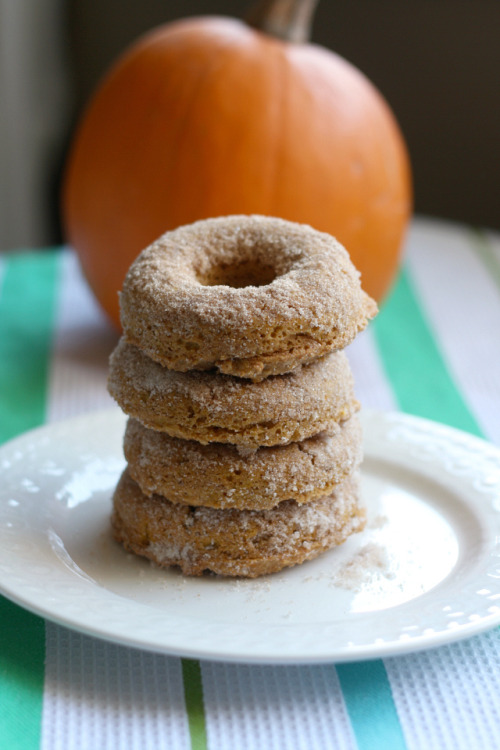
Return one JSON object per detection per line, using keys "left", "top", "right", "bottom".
{"left": 63, "top": 16, "right": 412, "bottom": 329}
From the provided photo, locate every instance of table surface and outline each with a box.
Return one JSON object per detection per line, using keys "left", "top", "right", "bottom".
{"left": 1, "top": 215, "right": 500, "bottom": 749}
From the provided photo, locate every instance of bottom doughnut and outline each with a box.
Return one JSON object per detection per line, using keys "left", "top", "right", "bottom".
{"left": 111, "top": 469, "right": 365, "bottom": 578}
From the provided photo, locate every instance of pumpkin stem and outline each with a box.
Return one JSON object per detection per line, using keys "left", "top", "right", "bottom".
{"left": 246, "top": 0, "right": 319, "bottom": 43}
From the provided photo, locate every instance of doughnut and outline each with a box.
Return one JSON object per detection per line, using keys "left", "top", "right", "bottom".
{"left": 108, "top": 340, "right": 360, "bottom": 447}
{"left": 120, "top": 215, "right": 377, "bottom": 380}
{"left": 124, "top": 415, "right": 362, "bottom": 510}
{"left": 111, "top": 468, "right": 365, "bottom": 578}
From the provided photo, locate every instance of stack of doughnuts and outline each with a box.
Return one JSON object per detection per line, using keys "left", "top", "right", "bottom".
{"left": 108, "top": 215, "right": 377, "bottom": 577}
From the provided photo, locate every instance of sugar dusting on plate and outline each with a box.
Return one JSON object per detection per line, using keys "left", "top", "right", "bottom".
{"left": 332, "top": 542, "right": 396, "bottom": 592}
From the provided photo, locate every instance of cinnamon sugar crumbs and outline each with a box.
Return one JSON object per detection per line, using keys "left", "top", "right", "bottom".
{"left": 332, "top": 543, "right": 395, "bottom": 591}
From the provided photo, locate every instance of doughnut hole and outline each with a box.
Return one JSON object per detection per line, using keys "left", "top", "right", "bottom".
{"left": 195, "top": 258, "right": 277, "bottom": 289}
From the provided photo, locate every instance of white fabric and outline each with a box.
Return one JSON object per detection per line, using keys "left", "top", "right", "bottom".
{"left": 346, "top": 328, "right": 398, "bottom": 413}
{"left": 47, "top": 251, "right": 117, "bottom": 424}
{"left": 42, "top": 627, "right": 191, "bottom": 750}
{"left": 386, "top": 630, "right": 500, "bottom": 749}
{"left": 201, "top": 662, "right": 355, "bottom": 750}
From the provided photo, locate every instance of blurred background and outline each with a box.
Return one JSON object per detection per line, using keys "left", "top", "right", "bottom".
{"left": 0, "top": 0, "right": 498, "bottom": 251}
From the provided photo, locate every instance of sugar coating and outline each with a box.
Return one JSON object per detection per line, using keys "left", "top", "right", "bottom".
{"left": 111, "top": 469, "right": 365, "bottom": 578}
{"left": 108, "top": 340, "right": 360, "bottom": 447}
{"left": 124, "top": 414, "right": 363, "bottom": 510}
{"left": 120, "top": 215, "right": 377, "bottom": 380}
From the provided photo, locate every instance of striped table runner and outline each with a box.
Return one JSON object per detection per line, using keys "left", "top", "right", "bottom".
{"left": 1, "top": 216, "right": 500, "bottom": 749}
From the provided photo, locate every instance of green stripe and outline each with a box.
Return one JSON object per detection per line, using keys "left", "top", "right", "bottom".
{"left": 0, "top": 600, "right": 46, "bottom": 750}
{"left": 0, "top": 250, "right": 61, "bottom": 749}
{"left": 0, "top": 251, "right": 60, "bottom": 443}
{"left": 373, "top": 267, "right": 483, "bottom": 437}
{"left": 470, "top": 228, "right": 500, "bottom": 295}
{"left": 336, "top": 661, "right": 407, "bottom": 750}
{"left": 181, "top": 659, "right": 208, "bottom": 750}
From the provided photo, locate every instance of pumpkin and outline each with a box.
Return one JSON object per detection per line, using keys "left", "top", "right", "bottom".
{"left": 62, "top": 0, "right": 412, "bottom": 329}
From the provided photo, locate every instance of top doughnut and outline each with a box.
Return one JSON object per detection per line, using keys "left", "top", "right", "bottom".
{"left": 120, "top": 215, "right": 377, "bottom": 380}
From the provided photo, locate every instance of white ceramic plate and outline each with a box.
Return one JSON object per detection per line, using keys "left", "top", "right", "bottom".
{"left": 1, "top": 408, "right": 500, "bottom": 664}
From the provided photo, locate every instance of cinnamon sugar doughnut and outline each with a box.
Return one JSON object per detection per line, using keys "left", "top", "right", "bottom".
{"left": 108, "top": 340, "right": 360, "bottom": 447}
{"left": 120, "top": 215, "right": 377, "bottom": 380}
{"left": 124, "top": 415, "right": 362, "bottom": 510}
{"left": 111, "top": 468, "right": 365, "bottom": 578}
